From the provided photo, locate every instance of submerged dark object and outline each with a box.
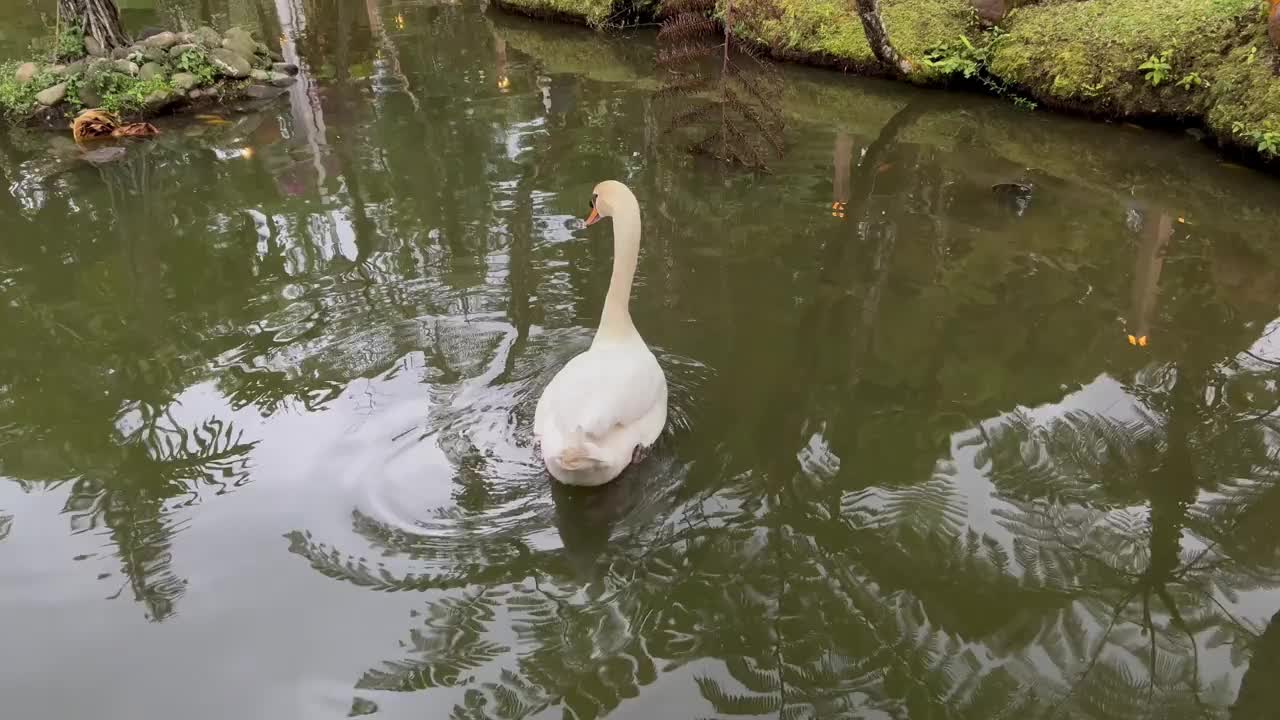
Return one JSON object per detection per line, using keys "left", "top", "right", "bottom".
{"left": 991, "top": 181, "right": 1034, "bottom": 216}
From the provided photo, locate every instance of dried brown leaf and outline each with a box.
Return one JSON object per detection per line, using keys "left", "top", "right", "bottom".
{"left": 71, "top": 108, "right": 120, "bottom": 143}
{"left": 111, "top": 122, "right": 160, "bottom": 138}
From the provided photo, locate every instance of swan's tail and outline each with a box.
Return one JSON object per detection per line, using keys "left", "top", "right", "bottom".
{"left": 556, "top": 431, "right": 607, "bottom": 470}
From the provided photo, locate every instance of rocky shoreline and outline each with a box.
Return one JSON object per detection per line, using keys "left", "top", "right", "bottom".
{"left": 1, "top": 25, "right": 297, "bottom": 129}
{"left": 492, "top": 0, "right": 1280, "bottom": 170}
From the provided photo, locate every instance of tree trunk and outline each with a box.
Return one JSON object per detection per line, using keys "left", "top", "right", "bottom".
{"left": 852, "top": 0, "right": 913, "bottom": 76}
{"left": 59, "top": 0, "right": 129, "bottom": 51}
{"left": 1234, "top": 610, "right": 1280, "bottom": 719}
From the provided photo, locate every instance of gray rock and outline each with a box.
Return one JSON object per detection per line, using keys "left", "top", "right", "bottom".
{"left": 971, "top": 0, "right": 1014, "bottom": 26}
{"left": 244, "top": 83, "right": 286, "bottom": 100}
{"left": 82, "top": 146, "right": 127, "bottom": 165}
{"left": 222, "top": 27, "right": 257, "bottom": 60}
{"left": 194, "top": 26, "right": 222, "bottom": 48}
{"left": 142, "top": 31, "right": 177, "bottom": 49}
{"left": 112, "top": 59, "right": 140, "bottom": 76}
{"left": 77, "top": 84, "right": 102, "bottom": 107}
{"left": 35, "top": 82, "right": 67, "bottom": 107}
{"left": 48, "top": 64, "right": 67, "bottom": 76}
{"left": 171, "top": 72, "right": 198, "bottom": 91}
{"left": 271, "top": 62, "right": 298, "bottom": 76}
{"left": 143, "top": 46, "right": 168, "bottom": 64}
{"left": 249, "top": 68, "right": 270, "bottom": 81}
{"left": 63, "top": 60, "right": 87, "bottom": 77}
{"left": 208, "top": 48, "right": 251, "bottom": 78}
{"left": 177, "top": 32, "right": 196, "bottom": 45}
{"left": 84, "top": 35, "right": 105, "bottom": 57}
{"left": 169, "top": 43, "right": 198, "bottom": 59}
{"left": 144, "top": 89, "right": 176, "bottom": 108}
{"left": 14, "top": 62, "right": 39, "bottom": 85}
{"left": 254, "top": 41, "right": 271, "bottom": 57}
{"left": 111, "top": 46, "right": 133, "bottom": 60}
{"left": 269, "top": 49, "right": 284, "bottom": 63}
{"left": 268, "top": 71, "right": 296, "bottom": 87}
{"left": 139, "top": 62, "right": 164, "bottom": 81}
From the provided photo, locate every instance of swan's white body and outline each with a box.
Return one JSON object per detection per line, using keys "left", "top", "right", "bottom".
{"left": 534, "top": 181, "right": 668, "bottom": 487}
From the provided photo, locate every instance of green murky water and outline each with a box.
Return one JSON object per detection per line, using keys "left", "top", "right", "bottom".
{"left": 3, "top": 2, "right": 1280, "bottom": 718}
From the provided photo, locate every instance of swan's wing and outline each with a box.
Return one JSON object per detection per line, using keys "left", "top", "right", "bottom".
{"left": 545, "top": 347, "right": 664, "bottom": 439}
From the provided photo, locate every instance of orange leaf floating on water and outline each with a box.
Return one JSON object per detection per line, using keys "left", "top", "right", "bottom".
{"left": 111, "top": 122, "right": 159, "bottom": 138}
{"left": 72, "top": 109, "right": 120, "bottom": 142}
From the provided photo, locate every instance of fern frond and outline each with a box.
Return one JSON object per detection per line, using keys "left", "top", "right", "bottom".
{"left": 722, "top": 87, "right": 784, "bottom": 155}
{"left": 657, "top": 13, "right": 718, "bottom": 43}
{"left": 657, "top": 43, "right": 720, "bottom": 69}
{"left": 695, "top": 674, "right": 782, "bottom": 715}
{"left": 656, "top": 72, "right": 711, "bottom": 99}
{"left": 356, "top": 639, "right": 508, "bottom": 691}
{"left": 664, "top": 103, "right": 719, "bottom": 134}
{"left": 725, "top": 656, "right": 781, "bottom": 694}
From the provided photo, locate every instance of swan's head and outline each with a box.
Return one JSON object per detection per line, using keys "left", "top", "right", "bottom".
{"left": 584, "top": 180, "right": 635, "bottom": 227}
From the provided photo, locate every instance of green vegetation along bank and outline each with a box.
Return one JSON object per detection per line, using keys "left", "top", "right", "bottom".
{"left": 493, "top": 0, "right": 1280, "bottom": 167}
{"left": 0, "top": 25, "right": 297, "bottom": 127}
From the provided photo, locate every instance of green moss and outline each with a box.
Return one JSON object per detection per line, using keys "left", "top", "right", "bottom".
{"left": 990, "top": 0, "right": 1259, "bottom": 117}
{"left": 742, "top": 0, "right": 974, "bottom": 77}
{"left": 492, "top": 0, "right": 620, "bottom": 27}
{"left": 1205, "top": 41, "right": 1280, "bottom": 157}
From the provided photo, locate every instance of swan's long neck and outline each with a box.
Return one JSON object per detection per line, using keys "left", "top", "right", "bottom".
{"left": 596, "top": 195, "right": 641, "bottom": 342}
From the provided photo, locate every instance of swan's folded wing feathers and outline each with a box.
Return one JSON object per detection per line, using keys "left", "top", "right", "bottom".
{"left": 549, "top": 349, "right": 662, "bottom": 439}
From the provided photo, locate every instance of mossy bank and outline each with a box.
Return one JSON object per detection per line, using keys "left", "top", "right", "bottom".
{"left": 0, "top": 25, "right": 298, "bottom": 128}
{"left": 493, "top": 0, "right": 1280, "bottom": 167}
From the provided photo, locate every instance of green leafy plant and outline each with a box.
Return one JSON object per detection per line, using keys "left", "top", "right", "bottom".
{"left": 0, "top": 61, "right": 51, "bottom": 117}
{"left": 55, "top": 24, "right": 85, "bottom": 62}
{"left": 1175, "top": 72, "right": 1208, "bottom": 90}
{"left": 1259, "top": 132, "right": 1280, "bottom": 156}
{"left": 1230, "top": 120, "right": 1280, "bottom": 157}
{"left": 923, "top": 29, "right": 1036, "bottom": 111}
{"left": 62, "top": 73, "right": 85, "bottom": 111}
{"left": 1138, "top": 50, "right": 1172, "bottom": 87}
{"left": 174, "top": 49, "right": 218, "bottom": 87}
{"left": 923, "top": 35, "right": 984, "bottom": 78}
{"left": 85, "top": 66, "right": 174, "bottom": 114}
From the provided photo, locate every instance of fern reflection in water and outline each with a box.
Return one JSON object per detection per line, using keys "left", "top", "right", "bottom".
{"left": 655, "top": 0, "right": 785, "bottom": 170}
{"left": 290, "top": 349, "right": 1280, "bottom": 718}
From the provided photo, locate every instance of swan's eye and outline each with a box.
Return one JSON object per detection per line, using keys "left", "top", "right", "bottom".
{"left": 589, "top": 195, "right": 596, "bottom": 209}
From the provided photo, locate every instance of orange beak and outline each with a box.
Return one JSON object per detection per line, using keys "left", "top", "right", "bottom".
{"left": 584, "top": 207, "right": 601, "bottom": 226}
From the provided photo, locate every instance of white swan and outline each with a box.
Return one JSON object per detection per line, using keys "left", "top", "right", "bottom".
{"left": 534, "top": 180, "right": 668, "bottom": 487}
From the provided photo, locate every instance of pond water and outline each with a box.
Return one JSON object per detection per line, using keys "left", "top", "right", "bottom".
{"left": 4, "top": 2, "right": 1280, "bottom": 718}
